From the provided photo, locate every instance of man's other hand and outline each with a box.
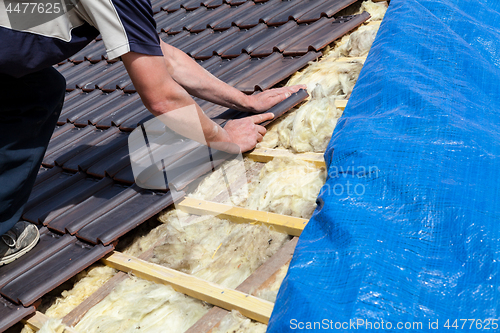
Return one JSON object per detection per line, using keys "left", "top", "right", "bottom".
{"left": 222, "top": 113, "right": 274, "bottom": 152}
{"left": 246, "top": 85, "right": 307, "bottom": 113}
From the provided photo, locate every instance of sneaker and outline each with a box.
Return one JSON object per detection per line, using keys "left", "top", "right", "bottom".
{"left": 0, "top": 221, "right": 40, "bottom": 266}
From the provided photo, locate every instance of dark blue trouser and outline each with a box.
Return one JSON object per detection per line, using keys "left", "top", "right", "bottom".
{"left": 0, "top": 67, "right": 65, "bottom": 236}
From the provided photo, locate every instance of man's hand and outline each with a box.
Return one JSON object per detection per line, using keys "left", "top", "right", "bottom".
{"left": 123, "top": 47, "right": 305, "bottom": 154}
{"left": 245, "top": 85, "right": 307, "bottom": 113}
{"left": 222, "top": 113, "right": 274, "bottom": 152}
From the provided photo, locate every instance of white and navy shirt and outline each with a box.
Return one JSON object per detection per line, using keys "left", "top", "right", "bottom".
{"left": 0, "top": 0, "right": 162, "bottom": 77}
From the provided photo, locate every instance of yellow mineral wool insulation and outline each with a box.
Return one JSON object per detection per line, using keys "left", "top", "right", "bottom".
{"left": 360, "top": 0, "right": 388, "bottom": 21}
{"left": 21, "top": 318, "right": 71, "bottom": 333}
{"left": 255, "top": 263, "right": 290, "bottom": 303}
{"left": 287, "top": 60, "right": 364, "bottom": 98}
{"left": 259, "top": 2, "right": 387, "bottom": 154}
{"left": 119, "top": 221, "right": 169, "bottom": 257}
{"left": 40, "top": 265, "right": 116, "bottom": 320}
{"left": 152, "top": 212, "right": 289, "bottom": 289}
{"left": 286, "top": 0, "right": 387, "bottom": 88}
{"left": 275, "top": 63, "right": 363, "bottom": 153}
{"left": 325, "top": 24, "right": 380, "bottom": 58}
{"left": 188, "top": 157, "right": 260, "bottom": 206}
{"left": 256, "top": 110, "right": 297, "bottom": 150}
{"left": 212, "top": 311, "right": 267, "bottom": 333}
{"left": 323, "top": 1, "right": 387, "bottom": 58}
{"left": 289, "top": 86, "right": 341, "bottom": 152}
{"left": 21, "top": 325, "right": 34, "bottom": 333}
{"left": 258, "top": 84, "right": 344, "bottom": 153}
{"left": 245, "top": 157, "right": 325, "bottom": 219}
{"left": 37, "top": 319, "right": 67, "bottom": 333}
{"left": 208, "top": 264, "right": 291, "bottom": 333}
{"left": 74, "top": 276, "right": 210, "bottom": 333}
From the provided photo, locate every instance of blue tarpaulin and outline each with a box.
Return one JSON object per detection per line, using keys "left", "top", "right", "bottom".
{"left": 268, "top": 0, "right": 500, "bottom": 331}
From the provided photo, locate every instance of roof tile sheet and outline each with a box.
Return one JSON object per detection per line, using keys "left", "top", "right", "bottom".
{"left": 95, "top": 98, "right": 147, "bottom": 129}
{"left": 78, "top": 62, "right": 126, "bottom": 92}
{"left": 0, "top": 297, "right": 34, "bottom": 333}
{"left": 65, "top": 61, "right": 108, "bottom": 90}
{"left": 86, "top": 145, "right": 131, "bottom": 177}
{"left": 23, "top": 177, "right": 114, "bottom": 225}
{"left": 266, "top": 0, "right": 329, "bottom": 25}
{"left": 296, "top": 0, "right": 356, "bottom": 23}
{"left": 193, "top": 24, "right": 268, "bottom": 59}
{"left": 283, "top": 13, "right": 370, "bottom": 56}
{"left": 25, "top": 172, "right": 85, "bottom": 214}
{"left": 43, "top": 127, "right": 98, "bottom": 166}
{"left": 74, "top": 93, "right": 139, "bottom": 126}
{"left": 76, "top": 189, "right": 184, "bottom": 245}
{"left": 0, "top": 239, "right": 113, "bottom": 306}
{"left": 47, "top": 182, "right": 130, "bottom": 234}
{"left": 59, "top": 91, "right": 122, "bottom": 124}
{"left": 63, "top": 132, "right": 130, "bottom": 172}
{"left": 0, "top": 229, "right": 73, "bottom": 289}
{"left": 118, "top": 111, "right": 154, "bottom": 131}
{"left": 56, "top": 129, "right": 121, "bottom": 166}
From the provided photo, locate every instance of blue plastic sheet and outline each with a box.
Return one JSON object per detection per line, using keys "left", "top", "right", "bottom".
{"left": 268, "top": 0, "right": 500, "bottom": 331}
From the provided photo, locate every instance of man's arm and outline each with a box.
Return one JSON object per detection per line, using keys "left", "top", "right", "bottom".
{"left": 121, "top": 51, "right": 273, "bottom": 152}
{"left": 159, "top": 40, "right": 305, "bottom": 113}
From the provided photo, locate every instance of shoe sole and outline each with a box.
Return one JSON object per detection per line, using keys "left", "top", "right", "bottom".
{"left": 0, "top": 229, "right": 40, "bottom": 266}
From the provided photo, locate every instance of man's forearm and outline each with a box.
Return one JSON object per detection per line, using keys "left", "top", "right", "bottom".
{"left": 160, "top": 41, "right": 255, "bottom": 112}
{"left": 122, "top": 49, "right": 295, "bottom": 152}
{"left": 122, "top": 51, "right": 232, "bottom": 147}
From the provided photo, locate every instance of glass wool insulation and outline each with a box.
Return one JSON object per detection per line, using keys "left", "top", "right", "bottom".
{"left": 259, "top": 0, "right": 388, "bottom": 153}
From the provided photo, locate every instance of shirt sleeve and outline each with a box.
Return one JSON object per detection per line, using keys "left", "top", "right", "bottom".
{"left": 76, "top": 0, "right": 162, "bottom": 60}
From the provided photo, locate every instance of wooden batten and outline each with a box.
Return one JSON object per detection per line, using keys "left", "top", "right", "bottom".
{"left": 367, "top": 20, "right": 383, "bottom": 26}
{"left": 177, "top": 197, "right": 308, "bottom": 236}
{"left": 246, "top": 147, "right": 326, "bottom": 168}
{"left": 335, "top": 99, "right": 348, "bottom": 110}
{"left": 102, "top": 251, "right": 274, "bottom": 324}
{"left": 335, "top": 56, "right": 367, "bottom": 63}
{"left": 186, "top": 237, "right": 298, "bottom": 333}
{"left": 23, "top": 312, "right": 78, "bottom": 333}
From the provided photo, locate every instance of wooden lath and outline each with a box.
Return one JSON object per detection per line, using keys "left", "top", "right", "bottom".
{"left": 23, "top": 311, "right": 78, "bottom": 333}
{"left": 102, "top": 251, "right": 274, "bottom": 324}
{"left": 336, "top": 99, "right": 348, "bottom": 110}
{"left": 186, "top": 237, "right": 298, "bottom": 333}
{"left": 335, "top": 56, "right": 367, "bottom": 63}
{"left": 246, "top": 148, "right": 326, "bottom": 168}
{"left": 57, "top": 237, "right": 296, "bottom": 331}
{"left": 178, "top": 197, "right": 308, "bottom": 236}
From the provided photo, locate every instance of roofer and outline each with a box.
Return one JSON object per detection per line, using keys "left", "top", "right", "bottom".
{"left": 0, "top": 0, "right": 304, "bottom": 266}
